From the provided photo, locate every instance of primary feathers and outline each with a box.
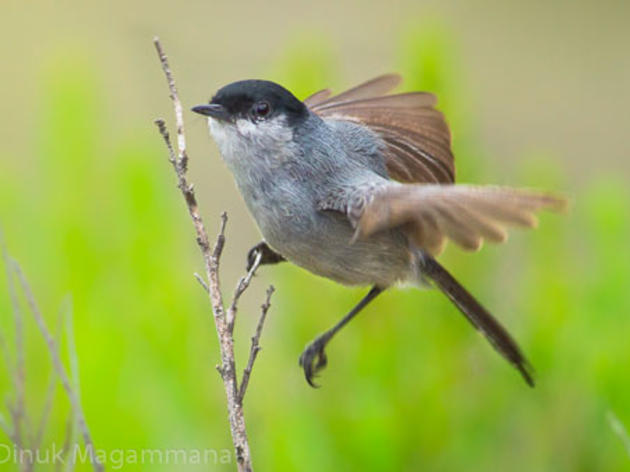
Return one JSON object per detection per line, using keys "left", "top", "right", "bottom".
{"left": 307, "top": 74, "right": 566, "bottom": 256}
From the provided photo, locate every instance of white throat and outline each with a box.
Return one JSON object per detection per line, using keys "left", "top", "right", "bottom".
{"left": 207, "top": 115, "right": 295, "bottom": 168}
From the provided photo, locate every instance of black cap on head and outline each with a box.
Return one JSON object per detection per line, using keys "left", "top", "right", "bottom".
{"left": 192, "top": 80, "right": 307, "bottom": 126}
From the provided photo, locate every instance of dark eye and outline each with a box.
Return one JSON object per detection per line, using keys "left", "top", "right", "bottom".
{"left": 251, "top": 101, "right": 271, "bottom": 119}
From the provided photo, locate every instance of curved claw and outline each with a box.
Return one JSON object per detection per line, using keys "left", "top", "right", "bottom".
{"left": 298, "top": 338, "right": 329, "bottom": 388}
{"left": 246, "top": 245, "right": 263, "bottom": 272}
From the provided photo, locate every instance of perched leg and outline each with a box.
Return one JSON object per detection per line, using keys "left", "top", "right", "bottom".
{"left": 299, "top": 286, "right": 383, "bottom": 387}
{"left": 246, "top": 241, "right": 286, "bottom": 272}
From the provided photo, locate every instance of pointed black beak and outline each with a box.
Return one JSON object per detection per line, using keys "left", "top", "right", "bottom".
{"left": 191, "top": 103, "right": 231, "bottom": 121}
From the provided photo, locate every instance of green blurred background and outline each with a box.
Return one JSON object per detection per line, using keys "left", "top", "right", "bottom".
{"left": 1, "top": 0, "right": 630, "bottom": 470}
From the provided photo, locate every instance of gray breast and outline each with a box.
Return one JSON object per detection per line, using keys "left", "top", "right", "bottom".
{"left": 247, "top": 172, "right": 413, "bottom": 287}
{"left": 216, "top": 112, "right": 415, "bottom": 287}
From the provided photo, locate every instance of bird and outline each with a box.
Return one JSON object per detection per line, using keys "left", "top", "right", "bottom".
{"left": 191, "top": 74, "right": 566, "bottom": 388}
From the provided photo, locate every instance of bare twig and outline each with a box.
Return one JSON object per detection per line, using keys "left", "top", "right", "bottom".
{"left": 12, "top": 260, "right": 103, "bottom": 472}
{"left": 238, "top": 286, "right": 274, "bottom": 403}
{"left": 33, "top": 302, "right": 68, "bottom": 453}
{"left": 2, "top": 399, "right": 19, "bottom": 445}
{"left": 0, "top": 411, "right": 13, "bottom": 440}
{"left": 60, "top": 412, "right": 76, "bottom": 472}
{"left": 63, "top": 299, "right": 81, "bottom": 472}
{"left": 32, "top": 373, "right": 57, "bottom": 452}
{"left": 65, "top": 297, "right": 81, "bottom": 395}
{"left": 194, "top": 272, "right": 210, "bottom": 293}
{"left": 153, "top": 40, "right": 188, "bottom": 173}
{"left": 0, "top": 333, "right": 13, "bottom": 439}
{"left": 154, "top": 37, "right": 273, "bottom": 472}
{"left": 227, "top": 251, "right": 262, "bottom": 334}
{"left": 0, "top": 297, "right": 11, "bottom": 382}
{"left": 2, "top": 239, "right": 26, "bottom": 453}
{"left": 0, "top": 330, "right": 10, "bottom": 378}
{"left": 33, "top": 339, "right": 60, "bottom": 452}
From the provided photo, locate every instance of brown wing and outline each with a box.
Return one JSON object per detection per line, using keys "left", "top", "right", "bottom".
{"left": 307, "top": 74, "right": 455, "bottom": 184}
{"left": 303, "top": 89, "right": 332, "bottom": 107}
{"left": 349, "top": 184, "right": 567, "bottom": 255}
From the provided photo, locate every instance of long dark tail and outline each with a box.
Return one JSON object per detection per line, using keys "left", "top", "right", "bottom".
{"left": 419, "top": 254, "right": 535, "bottom": 387}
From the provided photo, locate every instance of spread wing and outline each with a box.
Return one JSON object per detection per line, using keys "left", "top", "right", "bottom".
{"left": 320, "top": 184, "right": 567, "bottom": 256}
{"left": 306, "top": 74, "right": 455, "bottom": 184}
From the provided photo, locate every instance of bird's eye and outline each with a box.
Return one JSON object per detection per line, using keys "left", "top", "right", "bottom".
{"left": 251, "top": 101, "right": 271, "bottom": 119}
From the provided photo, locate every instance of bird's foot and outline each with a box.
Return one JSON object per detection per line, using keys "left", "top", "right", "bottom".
{"left": 246, "top": 243, "right": 265, "bottom": 272}
{"left": 299, "top": 333, "right": 332, "bottom": 388}
{"left": 246, "top": 241, "right": 285, "bottom": 272}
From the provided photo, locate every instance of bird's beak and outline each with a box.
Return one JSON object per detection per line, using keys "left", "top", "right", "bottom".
{"left": 191, "top": 103, "right": 231, "bottom": 122}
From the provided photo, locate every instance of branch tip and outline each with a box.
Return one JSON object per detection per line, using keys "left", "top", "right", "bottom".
{"left": 153, "top": 38, "right": 273, "bottom": 472}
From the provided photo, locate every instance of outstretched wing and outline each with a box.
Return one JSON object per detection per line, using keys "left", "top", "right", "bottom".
{"left": 320, "top": 184, "right": 567, "bottom": 256}
{"left": 307, "top": 74, "right": 455, "bottom": 184}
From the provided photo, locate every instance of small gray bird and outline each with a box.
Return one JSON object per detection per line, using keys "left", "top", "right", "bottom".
{"left": 192, "top": 74, "right": 566, "bottom": 388}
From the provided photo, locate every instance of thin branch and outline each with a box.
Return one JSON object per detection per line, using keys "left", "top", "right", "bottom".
{"left": 1, "top": 238, "right": 26, "bottom": 452}
{"left": 0, "top": 234, "right": 12, "bottom": 371}
{"left": 154, "top": 117, "right": 211, "bottom": 255}
{"left": 63, "top": 299, "right": 81, "bottom": 472}
{"left": 0, "top": 332, "right": 10, "bottom": 379}
{"left": 0, "top": 334, "right": 14, "bottom": 442}
{"left": 238, "top": 286, "right": 274, "bottom": 404}
{"left": 32, "top": 373, "right": 57, "bottom": 451}
{"left": 33, "top": 302, "right": 68, "bottom": 452}
{"left": 60, "top": 411, "right": 77, "bottom": 472}
{"left": 213, "top": 212, "right": 228, "bottom": 261}
{"left": 194, "top": 272, "right": 209, "bottom": 293}
{"left": 12, "top": 260, "right": 103, "bottom": 472}
{"left": 153, "top": 38, "right": 188, "bottom": 173}
{"left": 153, "top": 36, "right": 265, "bottom": 472}
{"left": 0, "top": 312, "right": 11, "bottom": 387}
{"left": 65, "top": 297, "right": 81, "bottom": 394}
{"left": 227, "top": 250, "right": 263, "bottom": 334}
{"left": 0, "top": 411, "right": 13, "bottom": 440}
{"left": 154, "top": 119, "right": 177, "bottom": 163}
{"left": 2, "top": 399, "right": 19, "bottom": 446}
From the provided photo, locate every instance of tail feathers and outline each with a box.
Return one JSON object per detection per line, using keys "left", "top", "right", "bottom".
{"left": 419, "top": 254, "right": 535, "bottom": 387}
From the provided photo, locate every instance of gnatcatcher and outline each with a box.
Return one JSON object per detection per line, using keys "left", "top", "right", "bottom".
{"left": 192, "top": 74, "right": 566, "bottom": 387}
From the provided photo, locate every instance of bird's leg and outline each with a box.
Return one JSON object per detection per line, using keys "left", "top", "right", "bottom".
{"left": 246, "top": 241, "right": 286, "bottom": 272}
{"left": 299, "top": 285, "right": 383, "bottom": 387}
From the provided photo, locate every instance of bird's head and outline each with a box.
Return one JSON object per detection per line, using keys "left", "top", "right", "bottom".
{"left": 192, "top": 80, "right": 308, "bottom": 162}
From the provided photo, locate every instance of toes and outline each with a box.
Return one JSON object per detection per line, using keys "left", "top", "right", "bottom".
{"left": 299, "top": 342, "right": 327, "bottom": 388}
{"left": 245, "top": 245, "right": 262, "bottom": 272}
{"left": 302, "top": 356, "right": 320, "bottom": 388}
{"left": 298, "top": 347, "right": 318, "bottom": 388}
{"left": 315, "top": 349, "right": 327, "bottom": 371}
{"left": 246, "top": 254, "right": 255, "bottom": 272}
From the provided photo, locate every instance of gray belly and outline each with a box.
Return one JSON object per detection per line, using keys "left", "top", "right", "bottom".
{"left": 253, "top": 202, "right": 414, "bottom": 287}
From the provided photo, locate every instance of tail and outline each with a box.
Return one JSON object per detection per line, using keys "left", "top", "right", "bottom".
{"left": 419, "top": 253, "right": 535, "bottom": 387}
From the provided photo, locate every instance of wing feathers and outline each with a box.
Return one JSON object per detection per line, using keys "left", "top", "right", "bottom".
{"left": 313, "top": 92, "right": 437, "bottom": 112}
{"left": 453, "top": 204, "right": 508, "bottom": 244}
{"left": 306, "top": 74, "right": 454, "bottom": 184}
{"left": 303, "top": 89, "right": 332, "bottom": 107}
{"left": 354, "top": 185, "right": 567, "bottom": 255}
{"left": 434, "top": 205, "right": 483, "bottom": 251}
{"left": 313, "top": 74, "right": 402, "bottom": 107}
{"left": 382, "top": 138, "right": 442, "bottom": 183}
{"left": 308, "top": 76, "right": 566, "bottom": 255}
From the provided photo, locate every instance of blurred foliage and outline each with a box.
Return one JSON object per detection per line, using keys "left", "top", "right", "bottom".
{"left": 268, "top": 34, "right": 337, "bottom": 101}
{"left": 1, "top": 20, "right": 630, "bottom": 472}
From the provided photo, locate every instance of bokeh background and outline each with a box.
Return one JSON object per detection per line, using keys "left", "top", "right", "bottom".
{"left": 1, "top": 0, "right": 630, "bottom": 470}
